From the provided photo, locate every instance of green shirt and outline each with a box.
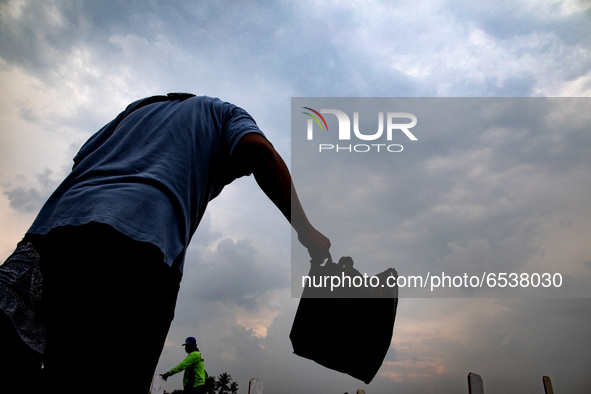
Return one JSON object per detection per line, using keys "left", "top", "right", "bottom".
{"left": 168, "top": 350, "right": 205, "bottom": 388}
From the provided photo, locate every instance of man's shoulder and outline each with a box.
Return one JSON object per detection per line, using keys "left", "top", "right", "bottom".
{"left": 188, "top": 350, "right": 203, "bottom": 360}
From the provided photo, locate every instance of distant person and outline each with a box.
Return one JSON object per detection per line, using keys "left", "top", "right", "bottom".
{"left": 161, "top": 336, "right": 206, "bottom": 393}
{"left": 0, "top": 93, "right": 330, "bottom": 392}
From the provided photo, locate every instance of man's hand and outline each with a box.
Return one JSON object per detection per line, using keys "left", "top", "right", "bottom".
{"left": 160, "top": 372, "right": 170, "bottom": 381}
{"left": 298, "top": 225, "right": 331, "bottom": 262}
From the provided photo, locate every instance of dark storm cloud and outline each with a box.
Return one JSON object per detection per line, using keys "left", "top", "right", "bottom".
{"left": 3, "top": 185, "right": 45, "bottom": 213}
{"left": 2, "top": 1, "right": 591, "bottom": 392}
{"left": 3, "top": 168, "right": 59, "bottom": 213}
{"left": 181, "top": 237, "right": 288, "bottom": 309}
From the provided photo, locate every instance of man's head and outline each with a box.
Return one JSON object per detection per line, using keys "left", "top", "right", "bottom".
{"left": 182, "top": 336, "right": 198, "bottom": 353}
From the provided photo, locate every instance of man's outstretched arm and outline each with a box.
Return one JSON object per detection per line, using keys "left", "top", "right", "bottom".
{"left": 231, "top": 133, "right": 330, "bottom": 260}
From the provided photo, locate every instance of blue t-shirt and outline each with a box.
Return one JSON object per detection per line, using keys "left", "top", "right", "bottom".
{"left": 27, "top": 95, "right": 264, "bottom": 269}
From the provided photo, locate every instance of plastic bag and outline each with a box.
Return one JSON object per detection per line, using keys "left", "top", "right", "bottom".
{"left": 290, "top": 256, "right": 398, "bottom": 384}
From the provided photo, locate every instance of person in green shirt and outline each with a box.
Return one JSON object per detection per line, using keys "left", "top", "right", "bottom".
{"left": 161, "top": 337, "right": 206, "bottom": 393}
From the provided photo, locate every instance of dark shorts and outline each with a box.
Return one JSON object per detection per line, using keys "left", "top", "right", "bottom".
{"left": 33, "top": 223, "right": 183, "bottom": 393}
{"left": 184, "top": 385, "right": 207, "bottom": 394}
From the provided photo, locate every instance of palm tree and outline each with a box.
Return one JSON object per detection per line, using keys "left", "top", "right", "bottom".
{"left": 216, "top": 372, "right": 231, "bottom": 394}
{"left": 230, "top": 381, "right": 239, "bottom": 394}
{"left": 204, "top": 375, "right": 217, "bottom": 394}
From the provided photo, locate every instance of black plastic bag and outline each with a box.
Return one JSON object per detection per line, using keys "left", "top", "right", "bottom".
{"left": 290, "top": 256, "right": 398, "bottom": 384}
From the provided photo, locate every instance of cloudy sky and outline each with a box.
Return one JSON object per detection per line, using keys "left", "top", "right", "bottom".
{"left": 1, "top": 0, "right": 591, "bottom": 392}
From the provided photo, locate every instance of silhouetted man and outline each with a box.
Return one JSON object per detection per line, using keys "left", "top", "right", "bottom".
{"left": 0, "top": 93, "right": 330, "bottom": 393}
{"left": 161, "top": 336, "right": 206, "bottom": 393}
